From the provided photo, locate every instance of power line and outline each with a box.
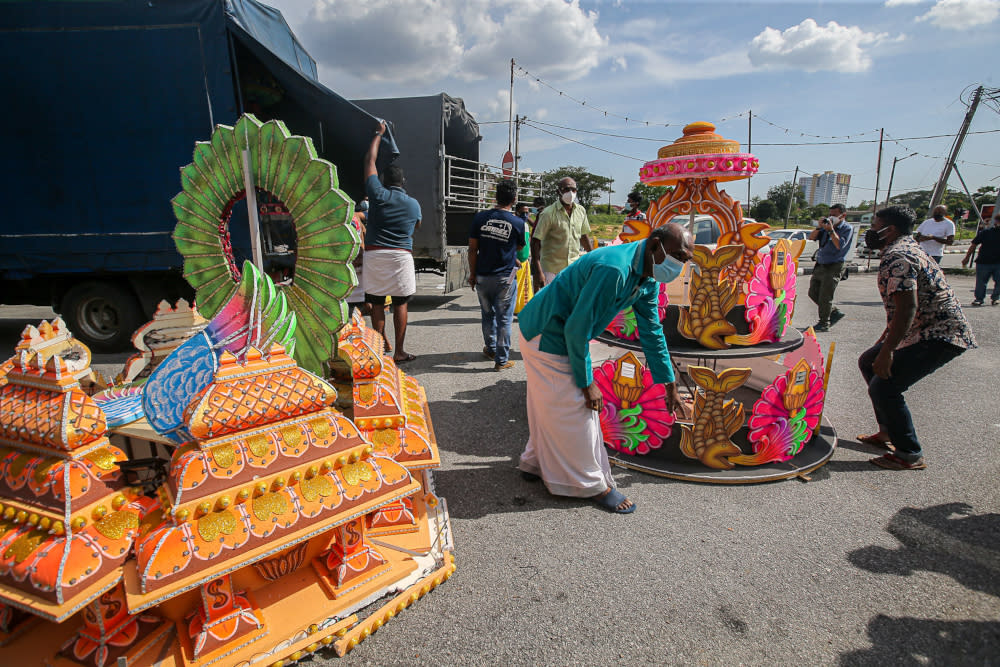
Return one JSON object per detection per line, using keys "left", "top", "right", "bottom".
{"left": 516, "top": 117, "right": 1000, "bottom": 149}
{"left": 521, "top": 122, "right": 645, "bottom": 161}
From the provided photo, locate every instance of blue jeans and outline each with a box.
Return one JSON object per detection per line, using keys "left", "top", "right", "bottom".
{"left": 476, "top": 272, "right": 516, "bottom": 364}
{"left": 858, "top": 340, "right": 964, "bottom": 461}
{"left": 974, "top": 263, "right": 1000, "bottom": 302}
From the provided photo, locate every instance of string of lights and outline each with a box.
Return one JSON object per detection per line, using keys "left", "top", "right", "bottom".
{"left": 749, "top": 112, "right": 880, "bottom": 140}
{"left": 513, "top": 61, "right": 748, "bottom": 127}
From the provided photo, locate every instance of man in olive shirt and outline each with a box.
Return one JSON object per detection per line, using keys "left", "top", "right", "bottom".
{"left": 530, "top": 177, "right": 593, "bottom": 291}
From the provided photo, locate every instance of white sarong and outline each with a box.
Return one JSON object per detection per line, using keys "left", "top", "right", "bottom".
{"left": 362, "top": 249, "right": 416, "bottom": 297}
{"left": 518, "top": 332, "right": 614, "bottom": 498}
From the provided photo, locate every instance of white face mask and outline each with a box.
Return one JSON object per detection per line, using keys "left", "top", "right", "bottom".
{"left": 560, "top": 190, "right": 577, "bottom": 206}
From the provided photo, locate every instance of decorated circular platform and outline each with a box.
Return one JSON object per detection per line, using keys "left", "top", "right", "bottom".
{"left": 597, "top": 326, "right": 804, "bottom": 360}
{"left": 594, "top": 119, "right": 840, "bottom": 484}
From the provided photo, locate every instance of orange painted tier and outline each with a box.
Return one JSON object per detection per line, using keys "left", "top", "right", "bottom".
{"left": 0, "top": 309, "right": 454, "bottom": 666}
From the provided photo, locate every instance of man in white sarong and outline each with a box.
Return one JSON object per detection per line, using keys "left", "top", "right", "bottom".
{"left": 362, "top": 121, "right": 422, "bottom": 364}
{"left": 517, "top": 223, "right": 692, "bottom": 513}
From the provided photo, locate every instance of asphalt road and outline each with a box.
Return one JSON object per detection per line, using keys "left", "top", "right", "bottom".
{"left": 1, "top": 264, "right": 997, "bottom": 665}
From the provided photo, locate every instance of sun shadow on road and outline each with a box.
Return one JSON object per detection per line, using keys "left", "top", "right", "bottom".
{"left": 839, "top": 504, "right": 1000, "bottom": 664}
{"left": 840, "top": 615, "right": 1000, "bottom": 665}
{"left": 847, "top": 502, "right": 1000, "bottom": 598}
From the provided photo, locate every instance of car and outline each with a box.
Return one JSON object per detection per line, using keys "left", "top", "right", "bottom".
{"left": 763, "top": 228, "right": 820, "bottom": 262}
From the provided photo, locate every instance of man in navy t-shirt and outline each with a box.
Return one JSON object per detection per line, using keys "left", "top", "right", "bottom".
{"left": 363, "top": 121, "right": 422, "bottom": 364}
{"left": 468, "top": 180, "right": 525, "bottom": 370}
{"left": 962, "top": 211, "right": 1000, "bottom": 306}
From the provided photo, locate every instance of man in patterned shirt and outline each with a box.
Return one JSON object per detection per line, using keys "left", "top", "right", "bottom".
{"left": 857, "top": 205, "right": 976, "bottom": 470}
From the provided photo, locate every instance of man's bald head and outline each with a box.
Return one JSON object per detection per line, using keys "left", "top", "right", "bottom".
{"left": 650, "top": 222, "right": 693, "bottom": 257}
{"left": 933, "top": 204, "right": 948, "bottom": 218}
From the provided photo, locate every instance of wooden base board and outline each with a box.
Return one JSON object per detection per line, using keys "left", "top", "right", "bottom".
{"left": 46, "top": 619, "right": 173, "bottom": 667}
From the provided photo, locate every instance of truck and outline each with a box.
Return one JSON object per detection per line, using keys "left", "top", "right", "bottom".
{"left": 0, "top": 0, "right": 522, "bottom": 350}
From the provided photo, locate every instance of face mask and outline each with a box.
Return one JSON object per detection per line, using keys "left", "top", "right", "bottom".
{"left": 652, "top": 252, "right": 685, "bottom": 283}
{"left": 560, "top": 190, "right": 576, "bottom": 206}
{"left": 358, "top": 200, "right": 369, "bottom": 212}
{"left": 933, "top": 213, "right": 944, "bottom": 221}
{"left": 864, "top": 226, "right": 890, "bottom": 250}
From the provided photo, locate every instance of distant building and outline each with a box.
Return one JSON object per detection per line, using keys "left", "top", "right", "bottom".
{"left": 799, "top": 171, "right": 851, "bottom": 206}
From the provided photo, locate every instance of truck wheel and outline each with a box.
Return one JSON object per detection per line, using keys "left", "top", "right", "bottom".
{"left": 61, "top": 282, "right": 143, "bottom": 352}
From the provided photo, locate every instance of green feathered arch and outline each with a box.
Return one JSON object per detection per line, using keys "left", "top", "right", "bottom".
{"left": 171, "top": 114, "right": 359, "bottom": 375}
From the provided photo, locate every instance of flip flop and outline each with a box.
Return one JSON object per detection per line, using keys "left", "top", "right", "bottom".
{"left": 870, "top": 453, "right": 927, "bottom": 470}
{"left": 394, "top": 353, "right": 417, "bottom": 365}
{"left": 857, "top": 433, "right": 894, "bottom": 451}
{"left": 591, "top": 488, "right": 636, "bottom": 514}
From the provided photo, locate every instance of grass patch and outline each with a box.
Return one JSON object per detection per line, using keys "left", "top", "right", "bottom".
{"left": 588, "top": 213, "right": 624, "bottom": 242}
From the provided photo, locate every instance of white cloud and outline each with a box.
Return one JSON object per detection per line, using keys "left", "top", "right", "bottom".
{"left": 915, "top": 0, "right": 1000, "bottom": 29}
{"left": 620, "top": 44, "right": 754, "bottom": 84}
{"left": 748, "top": 19, "right": 893, "bottom": 72}
{"left": 301, "top": 0, "right": 607, "bottom": 85}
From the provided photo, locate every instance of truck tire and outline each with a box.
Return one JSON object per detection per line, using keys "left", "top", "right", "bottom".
{"left": 61, "top": 281, "right": 143, "bottom": 352}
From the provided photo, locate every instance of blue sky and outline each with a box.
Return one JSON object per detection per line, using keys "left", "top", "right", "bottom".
{"left": 269, "top": 0, "right": 1000, "bottom": 209}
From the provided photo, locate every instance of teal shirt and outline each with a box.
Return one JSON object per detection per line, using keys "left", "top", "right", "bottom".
{"left": 518, "top": 240, "right": 675, "bottom": 388}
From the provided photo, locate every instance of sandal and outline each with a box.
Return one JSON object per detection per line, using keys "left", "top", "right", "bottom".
{"left": 857, "top": 433, "right": 894, "bottom": 451}
{"left": 394, "top": 353, "right": 417, "bottom": 365}
{"left": 870, "top": 453, "right": 927, "bottom": 470}
{"left": 591, "top": 488, "right": 636, "bottom": 514}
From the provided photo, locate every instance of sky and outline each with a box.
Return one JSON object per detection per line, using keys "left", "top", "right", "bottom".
{"left": 266, "top": 0, "right": 1000, "bottom": 210}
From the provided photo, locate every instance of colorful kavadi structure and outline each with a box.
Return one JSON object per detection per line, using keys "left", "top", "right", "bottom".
{"left": 599, "top": 121, "right": 838, "bottom": 483}
{"left": 0, "top": 115, "right": 453, "bottom": 665}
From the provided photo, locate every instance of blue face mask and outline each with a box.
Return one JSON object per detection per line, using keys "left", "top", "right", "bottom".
{"left": 358, "top": 200, "right": 369, "bottom": 212}
{"left": 652, "top": 253, "right": 685, "bottom": 283}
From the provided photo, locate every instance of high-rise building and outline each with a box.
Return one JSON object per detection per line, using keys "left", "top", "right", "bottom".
{"left": 799, "top": 171, "right": 851, "bottom": 206}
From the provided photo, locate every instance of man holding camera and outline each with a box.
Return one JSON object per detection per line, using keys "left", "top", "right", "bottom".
{"left": 808, "top": 203, "right": 854, "bottom": 332}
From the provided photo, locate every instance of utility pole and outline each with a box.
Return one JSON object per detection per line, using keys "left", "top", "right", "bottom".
{"left": 514, "top": 115, "right": 522, "bottom": 174}
{"left": 608, "top": 178, "right": 613, "bottom": 212}
{"left": 952, "top": 164, "right": 984, "bottom": 228}
{"left": 508, "top": 58, "right": 515, "bottom": 153}
{"left": 783, "top": 165, "right": 799, "bottom": 229}
{"left": 746, "top": 109, "right": 752, "bottom": 207}
{"left": 930, "top": 85, "right": 983, "bottom": 211}
{"left": 885, "top": 152, "right": 918, "bottom": 205}
{"left": 872, "top": 128, "right": 884, "bottom": 214}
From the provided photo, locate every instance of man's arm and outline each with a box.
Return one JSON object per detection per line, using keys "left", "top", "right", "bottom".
{"left": 941, "top": 222, "right": 955, "bottom": 246}
{"left": 828, "top": 222, "right": 842, "bottom": 249}
{"left": 962, "top": 239, "right": 980, "bottom": 267}
{"left": 563, "top": 267, "right": 625, "bottom": 412}
{"left": 873, "top": 289, "right": 917, "bottom": 379}
{"left": 529, "top": 238, "right": 545, "bottom": 289}
{"left": 580, "top": 212, "right": 593, "bottom": 252}
{"left": 364, "top": 121, "right": 386, "bottom": 179}
{"left": 467, "top": 238, "right": 478, "bottom": 288}
{"left": 634, "top": 289, "right": 687, "bottom": 417}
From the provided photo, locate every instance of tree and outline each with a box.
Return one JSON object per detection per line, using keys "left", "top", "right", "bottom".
{"left": 628, "top": 182, "right": 673, "bottom": 208}
{"left": 973, "top": 185, "right": 997, "bottom": 209}
{"left": 541, "top": 166, "right": 614, "bottom": 210}
{"left": 807, "top": 203, "right": 830, "bottom": 221}
{"left": 766, "top": 181, "right": 807, "bottom": 220}
{"left": 750, "top": 198, "right": 777, "bottom": 222}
